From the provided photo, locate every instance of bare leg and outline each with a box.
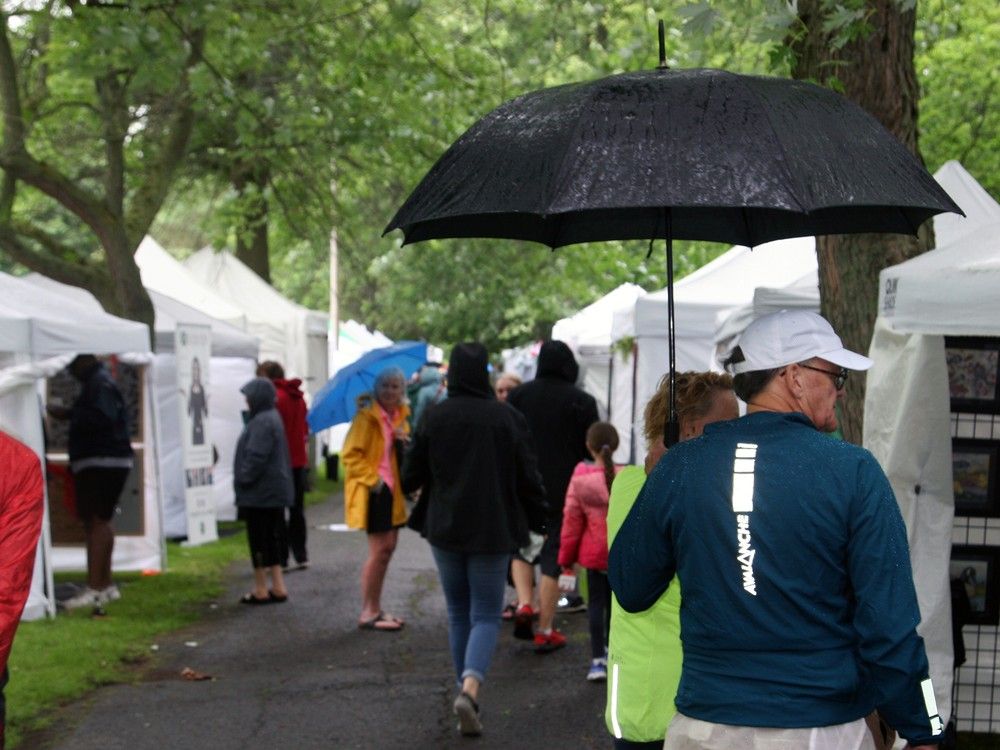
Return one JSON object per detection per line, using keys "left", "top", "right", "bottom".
{"left": 461, "top": 675, "right": 480, "bottom": 701}
{"left": 252, "top": 568, "right": 269, "bottom": 599}
{"left": 537, "top": 574, "right": 560, "bottom": 632}
{"left": 269, "top": 565, "right": 287, "bottom": 597}
{"left": 360, "top": 528, "right": 399, "bottom": 621}
{"left": 510, "top": 558, "right": 534, "bottom": 608}
{"left": 85, "top": 519, "right": 115, "bottom": 591}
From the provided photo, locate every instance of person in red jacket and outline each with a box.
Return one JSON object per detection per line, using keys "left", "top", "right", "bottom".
{"left": 0, "top": 430, "right": 45, "bottom": 749}
{"left": 257, "top": 362, "right": 310, "bottom": 569}
{"left": 558, "top": 421, "right": 621, "bottom": 683}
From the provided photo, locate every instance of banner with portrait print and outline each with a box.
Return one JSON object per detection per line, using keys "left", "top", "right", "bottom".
{"left": 176, "top": 324, "right": 217, "bottom": 545}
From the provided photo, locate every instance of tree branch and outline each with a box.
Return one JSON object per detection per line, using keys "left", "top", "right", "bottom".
{"left": 123, "top": 19, "right": 204, "bottom": 245}
{"left": 0, "top": 219, "right": 108, "bottom": 291}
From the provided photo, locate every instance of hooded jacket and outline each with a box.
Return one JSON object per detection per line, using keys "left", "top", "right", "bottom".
{"left": 341, "top": 394, "right": 410, "bottom": 531}
{"left": 401, "top": 343, "right": 548, "bottom": 554}
{"left": 0, "top": 431, "right": 44, "bottom": 677}
{"left": 233, "top": 378, "right": 293, "bottom": 508}
{"left": 411, "top": 365, "right": 447, "bottom": 428}
{"left": 507, "top": 340, "right": 598, "bottom": 514}
{"left": 273, "top": 377, "right": 309, "bottom": 468}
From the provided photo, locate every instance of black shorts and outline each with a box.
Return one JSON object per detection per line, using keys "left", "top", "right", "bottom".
{"left": 243, "top": 506, "right": 287, "bottom": 568}
{"left": 73, "top": 467, "right": 130, "bottom": 522}
{"left": 367, "top": 483, "right": 398, "bottom": 534}
{"left": 538, "top": 515, "right": 563, "bottom": 578}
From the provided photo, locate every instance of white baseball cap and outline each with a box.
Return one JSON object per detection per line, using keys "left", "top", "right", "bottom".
{"left": 729, "top": 310, "right": 873, "bottom": 374}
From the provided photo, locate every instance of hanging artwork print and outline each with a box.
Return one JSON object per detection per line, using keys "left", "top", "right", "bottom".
{"left": 176, "top": 324, "right": 218, "bottom": 545}
{"left": 945, "top": 336, "right": 1000, "bottom": 414}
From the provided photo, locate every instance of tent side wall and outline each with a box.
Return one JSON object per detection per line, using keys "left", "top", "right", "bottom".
{"left": 864, "top": 320, "right": 955, "bottom": 731}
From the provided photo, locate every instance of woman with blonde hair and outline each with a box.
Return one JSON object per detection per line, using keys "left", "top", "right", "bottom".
{"left": 493, "top": 372, "right": 522, "bottom": 403}
{"left": 342, "top": 366, "right": 411, "bottom": 631}
{"left": 606, "top": 371, "right": 738, "bottom": 749}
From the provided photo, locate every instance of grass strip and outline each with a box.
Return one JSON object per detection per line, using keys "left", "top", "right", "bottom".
{"left": 5, "top": 472, "right": 339, "bottom": 748}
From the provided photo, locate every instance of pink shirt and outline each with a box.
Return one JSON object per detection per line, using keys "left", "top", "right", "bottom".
{"left": 376, "top": 404, "right": 396, "bottom": 491}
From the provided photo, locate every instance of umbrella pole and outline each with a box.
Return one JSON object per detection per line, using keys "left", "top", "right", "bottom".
{"left": 664, "top": 209, "right": 680, "bottom": 448}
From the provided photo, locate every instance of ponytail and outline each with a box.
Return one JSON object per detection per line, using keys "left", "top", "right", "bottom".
{"left": 600, "top": 444, "right": 614, "bottom": 493}
{"left": 585, "top": 421, "right": 620, "bottom": 494}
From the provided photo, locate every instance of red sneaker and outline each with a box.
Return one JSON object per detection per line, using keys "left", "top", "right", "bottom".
{"left": 513, "top": 605, "right": 535, "bottom": 640}
{"left": 533, "top": 628, "right": 566, "bottom": 654}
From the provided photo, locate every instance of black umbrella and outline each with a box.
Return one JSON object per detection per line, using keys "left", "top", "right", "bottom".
{"left": 385, "top": 25, "right": 962, "bottom": 445}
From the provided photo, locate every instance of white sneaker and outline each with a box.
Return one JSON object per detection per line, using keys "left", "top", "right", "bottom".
{"left": 98, "top": 585, "right": 121, "bottom": 604}
{"left": 61, "top": 587, "right": 102, "bottom": 610}
{"left": 587, "top": 657, "right": 608, "bottom": 682}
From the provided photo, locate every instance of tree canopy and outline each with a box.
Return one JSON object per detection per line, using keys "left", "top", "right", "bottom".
{"left": 1, "top": 0, "right": 996, "bottom": 369}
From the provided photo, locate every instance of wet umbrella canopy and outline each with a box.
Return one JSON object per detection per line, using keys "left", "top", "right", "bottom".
{"left": 385, "top": 29, "right": 962, "bottom": 444}
{"left": 385, "top": 68, "right": 959, "bottom": 248}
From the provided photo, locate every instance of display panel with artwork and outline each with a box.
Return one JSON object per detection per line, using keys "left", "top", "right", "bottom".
{"left": 951, "top": 439, "right": 1000, "bottom": 518}
{"left": 946, "top": 336, "right": 1000, "bottom": 414}
{"left": 950, "top": 545, "right": 1000, "bottom": 626}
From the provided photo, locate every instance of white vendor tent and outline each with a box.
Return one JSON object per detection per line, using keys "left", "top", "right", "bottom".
{"left": 183, "top": 247, "right": 329, "bottom": 399}
{"left": 0, "top": 271, "right": 153, "bottom": 621}
{"left": 135, "top": 237, "right": 249, "bottom": 330}
{"left": 552, "top": 283, "right": 646, "bottom": 460}
{"left": 21, "top": 274, "right": 260, "bottom": 537}
{"left": 610, "top": 237, "right": 815, "bottom": 460}
{"left": 712, "top": 270, "right": 820, "bottom": 359}
{"left": 867, "top": 219, "right": 1000, "bottom": 733}
{"left": 710, "top": 160, "right": 1000, "bottom": 361}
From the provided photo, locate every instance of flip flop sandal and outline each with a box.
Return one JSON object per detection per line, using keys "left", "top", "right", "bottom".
{"left": 268, "top": 591, "right": 288, "bottom": 603}
{"left": 239, "top": 593, "right": 272, "bottom": 605}
{"left": 358, "top": 612, "right": 403, "bottom": 631}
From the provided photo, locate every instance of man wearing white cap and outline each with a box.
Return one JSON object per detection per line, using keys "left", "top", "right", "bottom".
{"left": 608, "top": 310, "right": 942, "bottom": 749}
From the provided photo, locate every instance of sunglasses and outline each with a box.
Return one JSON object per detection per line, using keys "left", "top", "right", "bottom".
{"left": 799, "top": 363, "right": 848, "bottom": 390}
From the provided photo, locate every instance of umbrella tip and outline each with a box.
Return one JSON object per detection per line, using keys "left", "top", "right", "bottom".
{"left": 657, "top": 19, "right": 668, "bottom": 69}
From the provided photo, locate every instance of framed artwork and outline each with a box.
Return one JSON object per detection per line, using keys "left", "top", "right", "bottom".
{"left": 950, "top": 545, "right": 1000, "bottom": 626}
{"left": 945, "top": 336, "right": 1000, "bottom": 414}
{"left": 951, "top": 439, "right": 1000, "bottom": 518}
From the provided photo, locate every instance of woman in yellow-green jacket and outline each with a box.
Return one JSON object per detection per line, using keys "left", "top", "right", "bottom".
{"left": 606, "top": 372, "right": 737, "bottom": 748}
{"left": 342, "top": 367, "right": 411, "bottom": 632}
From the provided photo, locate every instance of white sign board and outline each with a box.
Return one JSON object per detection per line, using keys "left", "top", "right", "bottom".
{"left": 175, "top": 324, "right": 218, "bottom": 545}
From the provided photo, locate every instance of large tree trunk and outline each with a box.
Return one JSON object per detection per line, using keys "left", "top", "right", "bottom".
{"left": 233, "top": 166, "right": 271, "bottom": 282}
{"left": 790, "top": 0, "right": 933, "bottom": 444}
{"left": 101, "top": 224, "right": 155, "bottom": 333}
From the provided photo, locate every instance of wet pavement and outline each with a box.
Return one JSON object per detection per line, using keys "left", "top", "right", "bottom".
{"left": 31, "top": 491, "right": 610, "bottom": 749}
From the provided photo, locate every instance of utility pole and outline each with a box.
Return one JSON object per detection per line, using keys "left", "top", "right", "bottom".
{"left": 329, "top": 226, "right": 340, "bottom": 372}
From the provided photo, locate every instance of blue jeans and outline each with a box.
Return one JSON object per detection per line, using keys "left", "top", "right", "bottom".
{"left": 431, "top": 546, "right": 509, "bottom": 685}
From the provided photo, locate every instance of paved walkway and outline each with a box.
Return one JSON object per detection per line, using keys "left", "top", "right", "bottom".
{"left": 34, "top": 492, "right": 610, "bottom": 749}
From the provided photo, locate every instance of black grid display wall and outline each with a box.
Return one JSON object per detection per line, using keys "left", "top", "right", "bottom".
{"left": 951, "top": 410, "right": 1000, "bottom": 733}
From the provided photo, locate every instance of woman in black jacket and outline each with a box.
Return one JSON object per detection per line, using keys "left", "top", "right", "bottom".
{"left": 402, "top": 342, "right": 548, "bottom": 738}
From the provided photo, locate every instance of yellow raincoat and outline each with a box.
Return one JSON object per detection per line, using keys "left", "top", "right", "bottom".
{"left": 341, "top": 400, "right": 410, "bottom": 530}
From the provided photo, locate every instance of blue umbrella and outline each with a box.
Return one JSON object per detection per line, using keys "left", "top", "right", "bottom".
{"left": 308, "top": 341, "right": 428, "bottom": 431}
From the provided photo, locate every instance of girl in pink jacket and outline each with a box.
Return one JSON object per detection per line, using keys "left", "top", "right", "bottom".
{"left": 558, "top": 421, "right": 620, "bottom": 682}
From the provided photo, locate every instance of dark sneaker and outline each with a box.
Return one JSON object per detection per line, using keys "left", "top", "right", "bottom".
{"left": 453, "top": 692, "right": 482, "bottom": 736}
{"left": 533, "top": 628, "right": 567, "bottom": 654}
{"left": 557, "top": 594, "right": 587, "bottom": 613}
{"left": 513, "top": 604, "right": 535, "bottom": 641}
